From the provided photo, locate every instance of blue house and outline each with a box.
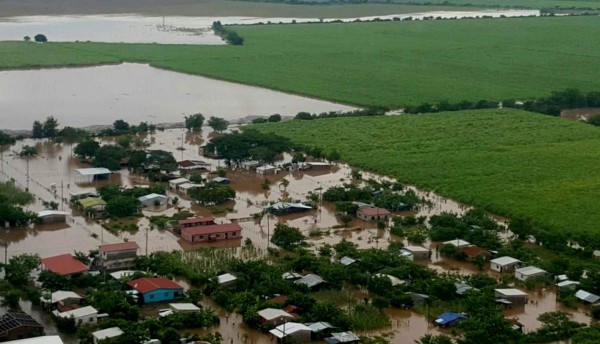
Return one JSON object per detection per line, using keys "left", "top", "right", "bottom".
{"left": 127, "top": 277, "right": 184, "bottom": 304}
{"left": 435, "top": 312, "right": 467, "bottom": 327}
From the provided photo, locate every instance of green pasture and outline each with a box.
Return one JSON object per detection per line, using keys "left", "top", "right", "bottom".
{"left": 252, "top": 109, "right": 600, "bottom": 236}
{"left": 1, "top": 16, "right": 600, "bottom": 108}
{"left": 387, "top": 0, "right": 600, "bottom": 10}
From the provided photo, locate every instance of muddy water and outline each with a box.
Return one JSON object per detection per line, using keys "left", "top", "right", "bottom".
{"left": 0, "top": 63, "right": 357, "bottom": 131}
{"left": 0, "top": 128, "right": 588, "bottom": 343}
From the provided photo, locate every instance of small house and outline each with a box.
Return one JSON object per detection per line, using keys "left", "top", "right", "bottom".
{"left": 490, "top": 256, "right": 522, "bottom": 273}
{"left": 515, "top": 266, "right": 547, "bottom": 281}
{"left": 169, "top": 303, "right": 201, "bottom": 314}
{"left": 267, "top": 202, "right": 313, "bottom": 215}
{"left": 78, "top": 197, "right": 107, "bottom": 212}
{"left": 556, "top": 280, "right": 580, "bottom": 289}
{"left": 325, "top": 331, "right": 360, "bottom": 344}
{"left": 92, "top": 327, "right": 123, "bottom": 344}
{"left": 128, "top": 277, "right": 184, "bottom": 304}
{"left": 212, "top": 177, "right": 230, "bottom": 184}
{"left": 575, "top": 290, "right": 600, "bottom": 305}
{"left": 97, "top": 242, "right": 139, "bottom": 271}
{"left": 37, "top": 210, "right": 68, "bottom": 224}
{"left": 306, "top": 321, "right": 336, "bottom": 334}
{"left": 442, "top": 239, "right": 471, "bottom": 249}
{"left": 0, "top": 313, "right": 44, "bottom": 342}
{"left": 256, "top": 164, "right": 278, "bottom": 175}
{"left": 339, "top": 256, "right": 357, "bottom": 266}
{"left": 41, "top": 254, "right": 89, "bottom": 276}
{"left": 137, "top": 193, "right": 168, "bottom": 207}
{"left": 168, "top": 177, "right": 189, "bottom": 190}
{"left": 177, "top": 182, "right": 203, "bottom": 195}
{"left": 53, "top": 306, "right": 98, "bottom": 326}
{"left": 41, "top": 290, "right": 82, "bottom": 310}
{"left": 74, "top": 168, "right": 111, "bottom": 183}
{"left": 216, "top": 273, "right": 237, "bottom": 287}
{"left": 294, "top": 274, "right": 325, "bottom": 289}
{"left": 434, "top": 312, "right": 467, "bottom": 328}
{"left": 400, "top": 246, "right": 429, "bottom": 261}
{"left": 303, "top": 161, "right": 332, "bottom": 170}
{"left": 495, "top": 288, "right": 528, "bottom": 305}
{"left": 178, "top": 160, "right": 210, "bottom": 171}
{"left": 356, "top": 207, "right": 390, "bottom": 222}
{"left": 257, "top": 308, "right": 293, "bottom": 326}
{"left": 69, "top": 191, "right": 98, "bottom": 203}
{"left": 463, "top": 246, "right": 491, "bottom": 262}
{"left": 269, "top": 322, "right": 312, "bottom": 343}
{"left": 181, "top": 223, "right": 242, "bottom": 243}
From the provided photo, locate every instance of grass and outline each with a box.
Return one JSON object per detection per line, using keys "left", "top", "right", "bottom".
{"left": 388, "top": 0, "right": 600, "bottom": 10}
{"left": 0, "top": 181, "right": 33, "bottom": 205}
{"left": 1, "top": 16, "right": 600, "bottom": 108}
{"left": 252, "top": 109, "right": 600, "bottom": 237}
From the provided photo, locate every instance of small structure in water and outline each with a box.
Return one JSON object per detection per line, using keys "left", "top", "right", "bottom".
{"left": 74, "top": 168, "right": 111, "bottom": 183}
{"left": 266, "top": 202, "right": 313, "bottom": 215}
{"left": 434, "top": 312, "right": 467, "bottom": 327}
{"left": 37, "top": 210, "right": 68, "bottom": 224}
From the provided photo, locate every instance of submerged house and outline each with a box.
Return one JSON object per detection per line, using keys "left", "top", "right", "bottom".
{"left": 269, "top": 323, "right": 312, "bottom": 343}
{"left": 137, "top": 193, "right": 168, "bottom": 207}
{"left": 495, "top": 288, "right": 528, "bottom": 305}
{"left": 356, "top": 207, "right": 390, "bottom": 222}
{"left": 400, "top": 246, "right": 430, "bottom": 261}
{"left": 53, "top": 306, "right": 98, "bottom": 327}
{"left": 78, "top": 197, "right": 107, "bottom": 212}
{"left": 74, "top": 168, "right": 111, "bottom": 183}
{"left": 37, "top": 210, "right": 68, "bottom": 224}
{"left": 127, "top": 277, "right": 184, "bottom": 304}
{"left": 257, "top": 308, "right": 293, "bottom": 326}
{"left": 490, "top": 256, "right": 522, "bottom": 273}
{"left": 435, "top": 312, "right": 467, "bottom": 328}
{"left": 515, "top": 266, "right": 547, "bottom": 281}
{"left": 180, "top": 223, "right": 242, "bottom": 243}
{"left": 267, "top": 202, "right": 313, "bottom": 215}
{"left": 0, "top": 313, "right": 44, "bottom": 342}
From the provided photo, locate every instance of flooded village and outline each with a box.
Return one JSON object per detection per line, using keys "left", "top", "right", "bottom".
{"left": 1, "top": 3, "right": 600, "bottom": 344}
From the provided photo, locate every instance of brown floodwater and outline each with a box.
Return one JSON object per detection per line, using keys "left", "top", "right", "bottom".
{"left": 0, "top": 63, "right": 356, "bottom": 131}
{"left": 0, "top": 128, "right": 589, "bottom": 343}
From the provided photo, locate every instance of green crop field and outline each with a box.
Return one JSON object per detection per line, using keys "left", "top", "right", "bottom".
{"left": 388, "top": 0, "right": 600, "bottom": 10}
{"left": 252, "top": 109, "right": 600, "bottom": 237}
{"left": 1, "top": 16, "right": 599, "bottom": 108}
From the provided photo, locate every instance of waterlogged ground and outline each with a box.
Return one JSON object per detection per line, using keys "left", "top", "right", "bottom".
{"left": 0, "top": 128, "right": 591, "bottom": 342}
{"left": 0, "top": 63, "right": 356, "bottom": 131}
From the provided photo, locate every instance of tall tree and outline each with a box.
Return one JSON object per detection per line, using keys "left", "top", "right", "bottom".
{"left": 185, "top": 113, "right": 205, "bottom": 131}
{"left": 32, "top": 121, "right": 43, "bottom": 138}
{"left": 74, "top": 139, "right": 100, "bottom": 159}
{"left": 208, "top": 116, "right": 229, "bottom": 132}
{"left": 42, "top": 116, "right": 59, "bottom": 138}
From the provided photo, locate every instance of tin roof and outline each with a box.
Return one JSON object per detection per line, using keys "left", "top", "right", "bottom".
{"left": 41, "top": 254, "right": 89, "bottom": 276}
{"left": 99, "top": 242, "right": 139, "bottom": 253}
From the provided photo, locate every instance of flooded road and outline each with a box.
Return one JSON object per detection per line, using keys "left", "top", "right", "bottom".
{"left": 0, "top": 63, "right": 356, "bottom": 131}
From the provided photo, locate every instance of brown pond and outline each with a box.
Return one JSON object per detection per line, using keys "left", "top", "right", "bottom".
{"left": 0, "top": 128, "right": 588, "bottom": 343}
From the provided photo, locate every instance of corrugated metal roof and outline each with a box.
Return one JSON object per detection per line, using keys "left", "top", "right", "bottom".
{"left": 575, "top": 290, "right": 600, "bottom": 303}
{"left": 75, "top": 168, "right": 111, "bottom": 176}
{"left": 490, "top": 256, "right": 521, "bottom": 266}
{"left": 269, "top": 322, "right": 312, "bottom": 338}
{"left": 295, "top": 274, "right": 324, "bottom": 288}
{"left": 257, "top": 308, "right": 293, "bottom": 321}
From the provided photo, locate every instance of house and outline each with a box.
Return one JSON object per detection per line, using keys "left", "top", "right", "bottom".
{"left": 127, "top": 277, "right": 184, "bottom": 304}
{"left": 408, "top": 292, "right": 429, "bottom": 306}
{"left": 0, "top": 313, "right": 44, "bottom": 342}
{"left": 434, "top": 312, "right": 467, "bottom": 327}
{"left": 37, "top": 210, "right": 68, "bottom": 224}
{"left": 169, "top": 303, "right": 201, "bottom": 313}
{"left": 257, "top": 308, "right": 293, "bottom": 326}
{"left": 270, "top": 322, "right": 312, "bottom": 343}
{"left": 109, "top": 270, "right": 140, "bottom": 280}
{"left": 3, "top": 336, "right": 64, "bottom": 344}
{"left": 177, "top": 182, "right": 203, "bottom": 195}
{"left": 495, "top": 288, "right": 528, "bottom": 305}
{"left": 325, "top": 331, "right": 360, "bottom": 344}
{"left": 575, "top": 290, "right": 600, "bottom": 304}
{"left": 442, "top": 239, "right": 471, "bottom": 249}
{"left": 455, "top": 283, "right": 478, "bottom": 296}
{"left": 400, "top": 246, "right": 430, "bottom": 261}
{"left": 267, "top": 202, "right": 313, "bottom": 215}
{"left": 303, "top": 161, "right": 332, "bottom": 170}
{"left": 41, "top": 290, "right": 82, "bottom": 310}
{"left": 168, "top": 177, "right": 189, "bottom": 190}
{"left": 92, "top": 327, "right": 123, "bottom": 344}
{"left": 53, "top": 305, "right": 98, "bottom": 326}
{"left": 306, "top": 321, "right": 336, "bottom": 334}
{"left": 463, "top": 246, "right": 491, "bottom": 262}
{"left": 138, "top": 193, "right": 168, "bottom": 207}
{"left": 78, "top": 197, "right": 107, "bottom": 212}
{"left": 356, "top": 207, "right": 390, "bottom": 222}
{"left": 175, "top": 217, "right": 216, "bottom": 236}
{"left": 69, "top": 191, "right": 98, "bottom": 202}
{"left": 216, "top": 273, "right": 237, "bottom": 287}
{"left": 339, "top": 256, "right": 357, "bottom": 266}
{"left": 515, "top": 266, "right": 547, "bottom": 281}
{"left": 556, "top": 280, "right": 580, "bottom": 289}
{"left": 97, "top": 242, "right": 139, "bottom": 271}
{"left": 256, "top": 164, "right": 279, "bottom": 175}
{"left": 181, "top": 223, "right": 242, "bottom": 243}
{"left": 212, "top": 177, "right": 230, "bottom": 184}
{"left": 74, "top": 168, "right": 111, "bottom": 183}
{"left": 41, "top": 254, "right": 89, "bottom": 276}
{"left": 490, "top": 256, "right": 522, "bottom": 273}
{"left": 294, "top": 274, "right": 325, "bottom": 289}
{"left": 374, "top": 273, "right": 405, "bottom": 286}
{"left": 178, "top": 160, "right": 210, "bottom": 171}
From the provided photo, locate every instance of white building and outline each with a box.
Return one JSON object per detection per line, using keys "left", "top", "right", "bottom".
{"left": 75, "top": 168, "right": 111, "bottom": 183}
{"left": 53, "top": 305, "right": 98, "bottom": 326}
{"left": 442, "top": 239, "right": 471, "bottom": 249}
{"left": 490, "top": 256, "right": 522, "bottom": 273}
{"left": 92, "top": 327, "right": 123, "bottom": 344}
{"left": 400, "top": 246, "right": 430, "bottom": 261}
{"left": 168, "top": 177, "right": 189, "bottom": 190}
{"left": 258, "top": 308, "right": 293, "bottom": 326}
{"left": 269, "top": 322, "right": 312, "bottom": 343}
{"left": 514, "top": 266, "right": 547, "bottom": 281}
{"left": 575, "top": 290, "right": 600, "bottom": 304}
{"left": 37, "top": 210, "right": 68, "bottom": 224}
{"left": 494, "top": 288, "right": 528, "bottom": 305}
{"left": 138, "top": 193, "right": 168, "bottom": 207}
{"left": 169, "top": 303, "right": 201, "bottom": 313}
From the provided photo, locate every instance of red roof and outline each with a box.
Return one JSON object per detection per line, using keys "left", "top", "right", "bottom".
{"left": 127, "top": 277, "right": 183, "bottom": 294}
{"left": 178, "top": 217, "right": 216, "bottom": 225}
{"left": 182, "top": 223, "right": 242, "bottom": 236}
{"left": 41, "top": 254, "right": 89, "bottom": 276}
{"left": 358, "top": 207, "right": 391, "bottom": 216}
{"left": 99, "top": 242, "right": 140, "bottom": 253}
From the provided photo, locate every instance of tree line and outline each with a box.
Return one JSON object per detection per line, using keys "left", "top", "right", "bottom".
{"left": 212, "top": 21, "right": 244, "bottom": 45}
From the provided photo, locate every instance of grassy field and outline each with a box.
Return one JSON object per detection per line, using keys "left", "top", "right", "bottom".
{"left": 252, "top": 109, "right": 600, "bottom": 236}
{"left": 388, "top": 0, "right": 600, "bottom": 10}
{"left": 0, "top": 0, "right": 477, "bottom": 18}
{"left": 1, "top": 16, "right": 599, "bottom": 108}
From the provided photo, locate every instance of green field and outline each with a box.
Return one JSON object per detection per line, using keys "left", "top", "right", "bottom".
{"left": 253, "top": 109, "right": 600, "bottom": 237}
{"left": 1, "top": 16, "right": 599, "bottom": 108}
{"left": 387, "top": 0, "right": 600, "bottom": 10}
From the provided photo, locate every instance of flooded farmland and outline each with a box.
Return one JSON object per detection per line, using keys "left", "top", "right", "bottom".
{"left": 0, "top": 127, "right": 592, "bottom": 343}
{"left": 0, "top": 63, "right": 356, "bottom": 131}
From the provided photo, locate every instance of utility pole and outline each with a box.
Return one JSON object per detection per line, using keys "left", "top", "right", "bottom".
{"left": 2, "top": 242, "right": 7, "bottom": 265}
{"left": 61, "top": 180, "right": 64, "bottom": 211}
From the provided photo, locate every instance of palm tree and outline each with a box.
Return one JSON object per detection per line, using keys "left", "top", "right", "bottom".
{"left": 19, "top": 145, "right": 37, "bottom": 190}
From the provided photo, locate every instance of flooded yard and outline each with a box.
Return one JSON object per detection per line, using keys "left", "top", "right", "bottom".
{"left": 0, "top": 63, "right": 356, "bottom": 131}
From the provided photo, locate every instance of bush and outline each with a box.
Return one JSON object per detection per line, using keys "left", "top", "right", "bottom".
{"left": 34, "top": 34, "right": 47, "bottom": 42}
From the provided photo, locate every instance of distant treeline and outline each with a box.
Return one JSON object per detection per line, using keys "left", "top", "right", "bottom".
{"left": 294, "top": 108, "right": 387, "bottom": 120}
{"left": 212, "top": 21, "right": 244, "bottom": 45}
{"left": 405, "top": 88, "right": 600, "bottom": 118}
